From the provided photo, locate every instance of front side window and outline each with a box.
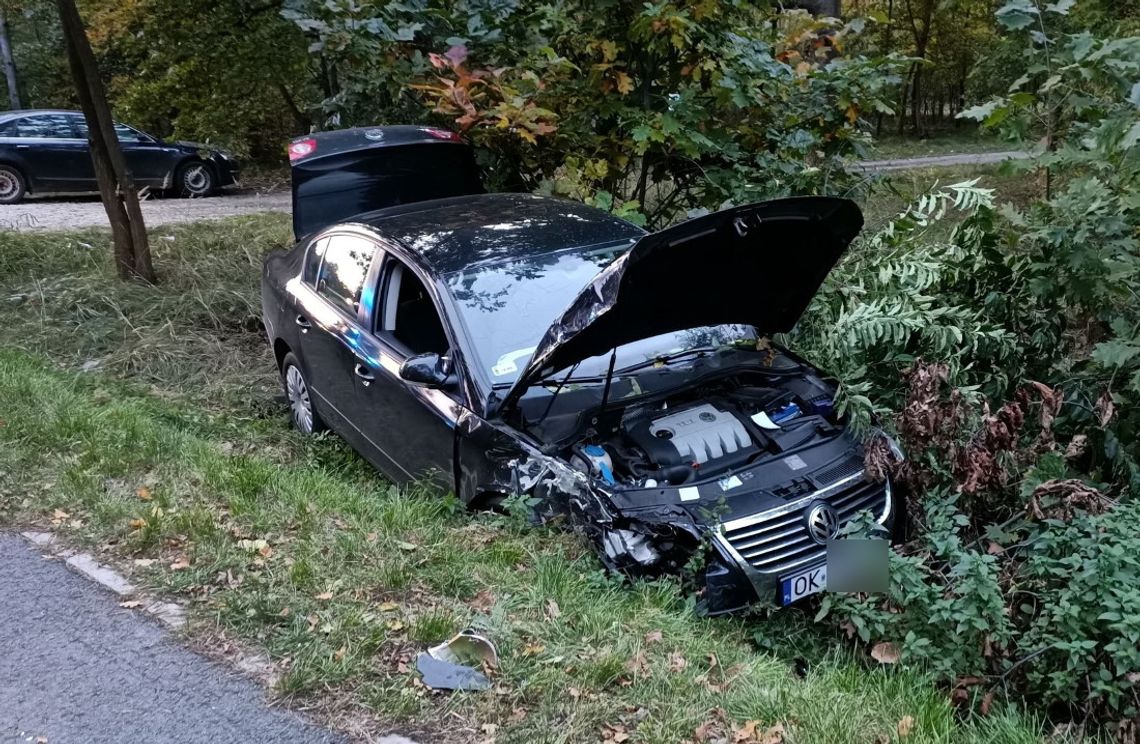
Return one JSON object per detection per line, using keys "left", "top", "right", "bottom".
{"left": 316, "top": 234, "right": 375, "bottom": 314}
{"left": 380, "top": 259, "right": 449, "bottom": 356}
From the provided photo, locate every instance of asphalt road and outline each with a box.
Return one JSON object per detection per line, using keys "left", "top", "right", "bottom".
{"left": 0, "top": 534, "right": 343, "bottom": 744}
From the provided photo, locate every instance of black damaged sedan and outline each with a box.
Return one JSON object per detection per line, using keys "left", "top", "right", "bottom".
{"left": 262, "top": 125, "right": 896, "bottom": 614}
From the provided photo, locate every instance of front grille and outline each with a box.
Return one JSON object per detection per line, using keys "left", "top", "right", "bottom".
{"left": 719, "top": 477, "right": 888, "bottom": 576}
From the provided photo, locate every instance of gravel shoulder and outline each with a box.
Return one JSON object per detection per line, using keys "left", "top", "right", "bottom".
{"left": 0, "top": 533, "right": 343, "bottom": 744}
{"left": 0, "top": 190, "right": 291, "bottom": 231}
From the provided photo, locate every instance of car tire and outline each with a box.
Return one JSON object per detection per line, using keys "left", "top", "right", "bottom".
{"left": 175, "top": 161, "right": 215, "bottom": 198}
{"left": 0, "top": 164, "right": 27, "bottom": 204}
{"left": 281, "top": 353, "right": 326, "bottom": 434}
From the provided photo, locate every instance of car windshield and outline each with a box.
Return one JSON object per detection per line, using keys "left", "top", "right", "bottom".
{"left": 443, "top": 242, "right": 759, "bottom": 385}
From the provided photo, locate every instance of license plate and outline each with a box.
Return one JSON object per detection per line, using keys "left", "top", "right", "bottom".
{"left": 780, "top": 563, "right": 826, "bottom": 605}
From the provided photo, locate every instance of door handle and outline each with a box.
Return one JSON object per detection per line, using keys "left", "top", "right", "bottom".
{"left": 354, "top": 363, "right": 375, "bottom": 386}
{"left": 295, "top": 314, "right": 311, "bottom": 332}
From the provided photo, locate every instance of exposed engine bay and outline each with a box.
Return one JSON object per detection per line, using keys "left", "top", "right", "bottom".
{"left": 563, "top": 363, "right": 840, "bottom": 489}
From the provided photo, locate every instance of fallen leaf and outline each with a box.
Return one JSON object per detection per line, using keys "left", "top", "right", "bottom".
{"left": 545, "top": 599, "right": 561, "bottom": 620}
{"left": 378, "top": 600, "right": 399, "bottom": 612}
{"left": 314, "top": 591, "right": 334, "bottom": 600}
{"left": 897, "top": 715, "right": 915, "bottom": 737}
{"left": 980, "top": 691, "right": 994, "bottom": 716}
{"left": 133, "top": 558, "right": 156, "bottom": 567}
{"left": 136, "top": 486, "right": 152, "bottom": 501}
{"left": 278, "top": 607, "right": 291, "bottom": 617}
{"left": 333, "top": 646, "right": 347, "bottom": 661}
{"left": 509, "top": 707, "right": 527, "bottom": 721}
{"left": 733, "top": 720, "right": 758, "bottom": 742}
{"left": 169, "top": 557, "right": 190, "bottom": 571}
{"left": 870, "top": 641, "right": 901, "bottom": 664}
{"left": 470, "top": 589, "right": 494, "bottom": 612}
{"left": 128, "top": 518, "right": 147, "bottom": 530}
{"left": 668, "top": 650, "right": 688, "bottom": 672}
{"left": 396, "top": 540, "right": 418, "bottom": 551}
{"left": 118, "top": 600, "right": 142, "bottom": 609}
{"left": 644, "top": 629, "right": 663, "bottom": 644}
{"left": 759, "top": 723, "right": 786, "bottom": 744}
{"left": 522, "top": 642, "right": 545, "bottom": 657}
{"left": 625, "top": 650, "right": 649, "bottom": 676}
{"left": 385, "top": 620, "right": 405, "bottom": 631}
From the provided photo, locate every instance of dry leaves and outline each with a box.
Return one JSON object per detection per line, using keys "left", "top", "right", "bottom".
{"left": 136, "top": 486, "right": 152, "bottom": 501}
{"left": 870, "top": 641, "right": 901, "bottom": 664}
{"left": 692, "top": 708, "right": 785, "bottom": 744}
{"left": 118, "top": 600, "right": 142, "bottom": 609}
{"left": 896, "top": 715, "right": 915, "bottom": 737}
{"left": 644, "top": 629, "right": 663, "bottom": 644}
{"left": 544, "top": 599, "right": 561, "bottom": 620}
{"left": 314, "top": 591, "right": 334, "bottom": 600}
{"left": 169, "top": 557, "right": 190, "bottom": 571}
{"left": 668, "top": 650, "right": 688, "bottom": 672}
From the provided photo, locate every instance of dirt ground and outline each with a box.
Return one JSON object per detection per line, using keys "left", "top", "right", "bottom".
{"left": 0, "top": 189, "right": 291, "bottom": 231}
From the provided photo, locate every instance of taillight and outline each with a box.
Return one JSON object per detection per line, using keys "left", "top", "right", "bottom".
{"left": 423, "top": 127, "right": 461, "bottom": 141}
{"left": 288, "top": 138, "right": 317, "bottom": 161}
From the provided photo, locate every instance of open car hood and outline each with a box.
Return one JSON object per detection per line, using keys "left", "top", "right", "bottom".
{"left": 499, "top": 197, "right": 863, "bottom": 412}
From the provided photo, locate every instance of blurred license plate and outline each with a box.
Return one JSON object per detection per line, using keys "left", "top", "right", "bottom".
{"left": 780, "top": 564, "right": 826, "bottom": 605}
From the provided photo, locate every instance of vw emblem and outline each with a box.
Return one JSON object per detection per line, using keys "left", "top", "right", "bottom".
{"left": 805, "top": 502, "right": 839, "bottom": 545}
{"left": 363, "top": 128, "right": 385, "bottom": 141}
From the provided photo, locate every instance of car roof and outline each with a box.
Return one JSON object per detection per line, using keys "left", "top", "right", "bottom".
{"left": 349, "top": 193, "right": 647, "bottom": 275}
{"left": 0, "top": 109, "right": 82, "bottom": 121}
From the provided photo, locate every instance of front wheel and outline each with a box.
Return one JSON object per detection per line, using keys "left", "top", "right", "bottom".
{"left": 0, "top": 164, "right": 27, "bottom": 204}
{"left": 175, "top": 161, "right": 215, "bottom": 198}
{"left": 281, "top": 353, "right": 326, "bottom": 434}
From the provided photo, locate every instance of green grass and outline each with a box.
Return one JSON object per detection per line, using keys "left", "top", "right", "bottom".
{"left": 0, "top": 217, "right": 1050, "bottom": 742}
{"left": 870, "top": 129, "right": 1015, "bottom": 161}
{"left": 858, "top": 162, "right": 1041, "bottom": 235}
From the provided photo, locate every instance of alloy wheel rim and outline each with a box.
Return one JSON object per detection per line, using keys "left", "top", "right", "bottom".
{"left": 0, "top": 171, "right": 16, "bottom": 198}
{"left": 285, "top": 366, "right": 313, "bottom": 433}
{"left": 184, "top": 165, "right": 210, "bottom": 193}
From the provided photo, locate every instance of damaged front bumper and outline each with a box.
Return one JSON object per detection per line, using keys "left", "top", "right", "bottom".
{"left": 596, "top": 471, "right": 895, "bottom": 615}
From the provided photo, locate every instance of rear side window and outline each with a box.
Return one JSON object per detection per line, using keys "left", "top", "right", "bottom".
{"left": 316, "top": 235, "right": 375, "bottom": 314}
{"left": 9, "top": 114, "right": 77, "bottom": 138}
{"left": 302, "top": 237, "right": 328, "bottom": 285}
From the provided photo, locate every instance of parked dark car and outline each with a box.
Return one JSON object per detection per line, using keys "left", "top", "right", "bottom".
{"left": 0, "top": 109, "right": 239, "bottom": 204}
{"left": 262, "top": 125, "right": 897, "bottom": 614}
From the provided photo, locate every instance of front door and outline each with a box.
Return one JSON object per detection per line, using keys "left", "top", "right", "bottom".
{"left": 348, "top": 255, "right": 459, "bottom": 488}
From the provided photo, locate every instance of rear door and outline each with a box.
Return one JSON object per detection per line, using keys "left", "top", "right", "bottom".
{"left": 3, "top": 113, "right": 90, "bottom": 189}
{"left": 293, "top": 233, "right": 378, "bottom": 437}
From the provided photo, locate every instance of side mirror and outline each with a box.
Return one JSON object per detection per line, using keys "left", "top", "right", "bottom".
{"left": 399, "top": 352, "right": 454, "bottom": 389}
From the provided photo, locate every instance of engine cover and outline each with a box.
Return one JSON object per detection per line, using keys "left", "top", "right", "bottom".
{"left": 647, "top": 401, "right": 752, "bottom": 464}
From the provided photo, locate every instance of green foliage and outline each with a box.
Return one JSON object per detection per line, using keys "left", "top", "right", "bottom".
{"left": 284, "top": 0, "right": 906, "bottom": 225}
{"left": 793, "top": 180, "right": 1018, "bottom": 431}
{"left": 83, "top": 0, "right": 314, "bottom": 158}
{"left": 802, "top": 9, "right": 1140, "bottom": 728}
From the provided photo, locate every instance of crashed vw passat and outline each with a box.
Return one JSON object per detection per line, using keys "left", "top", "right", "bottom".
{"left": 262, "top": 126, "right": 895, "bottom": 614}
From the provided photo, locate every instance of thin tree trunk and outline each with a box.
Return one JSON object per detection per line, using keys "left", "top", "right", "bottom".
{"left": 0, "top": 9, "right": 22, "bottom": 109}
{"left": 56, "top": 0, "right": 154, "bottom": 283}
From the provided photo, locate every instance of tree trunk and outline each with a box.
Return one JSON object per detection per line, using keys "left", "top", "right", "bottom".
{"left": 0, "top": 9, "right": 21, "bottom": 109}
{"left": 56, "top": 0, "right": 154, "bottom": 283}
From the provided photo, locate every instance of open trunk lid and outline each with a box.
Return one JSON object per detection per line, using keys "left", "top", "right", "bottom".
{"left": 499, "top": 197, "right": 863, "bottom": 412}
{"left": 288, "top": 125, "right": 484, "bottom": 240}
